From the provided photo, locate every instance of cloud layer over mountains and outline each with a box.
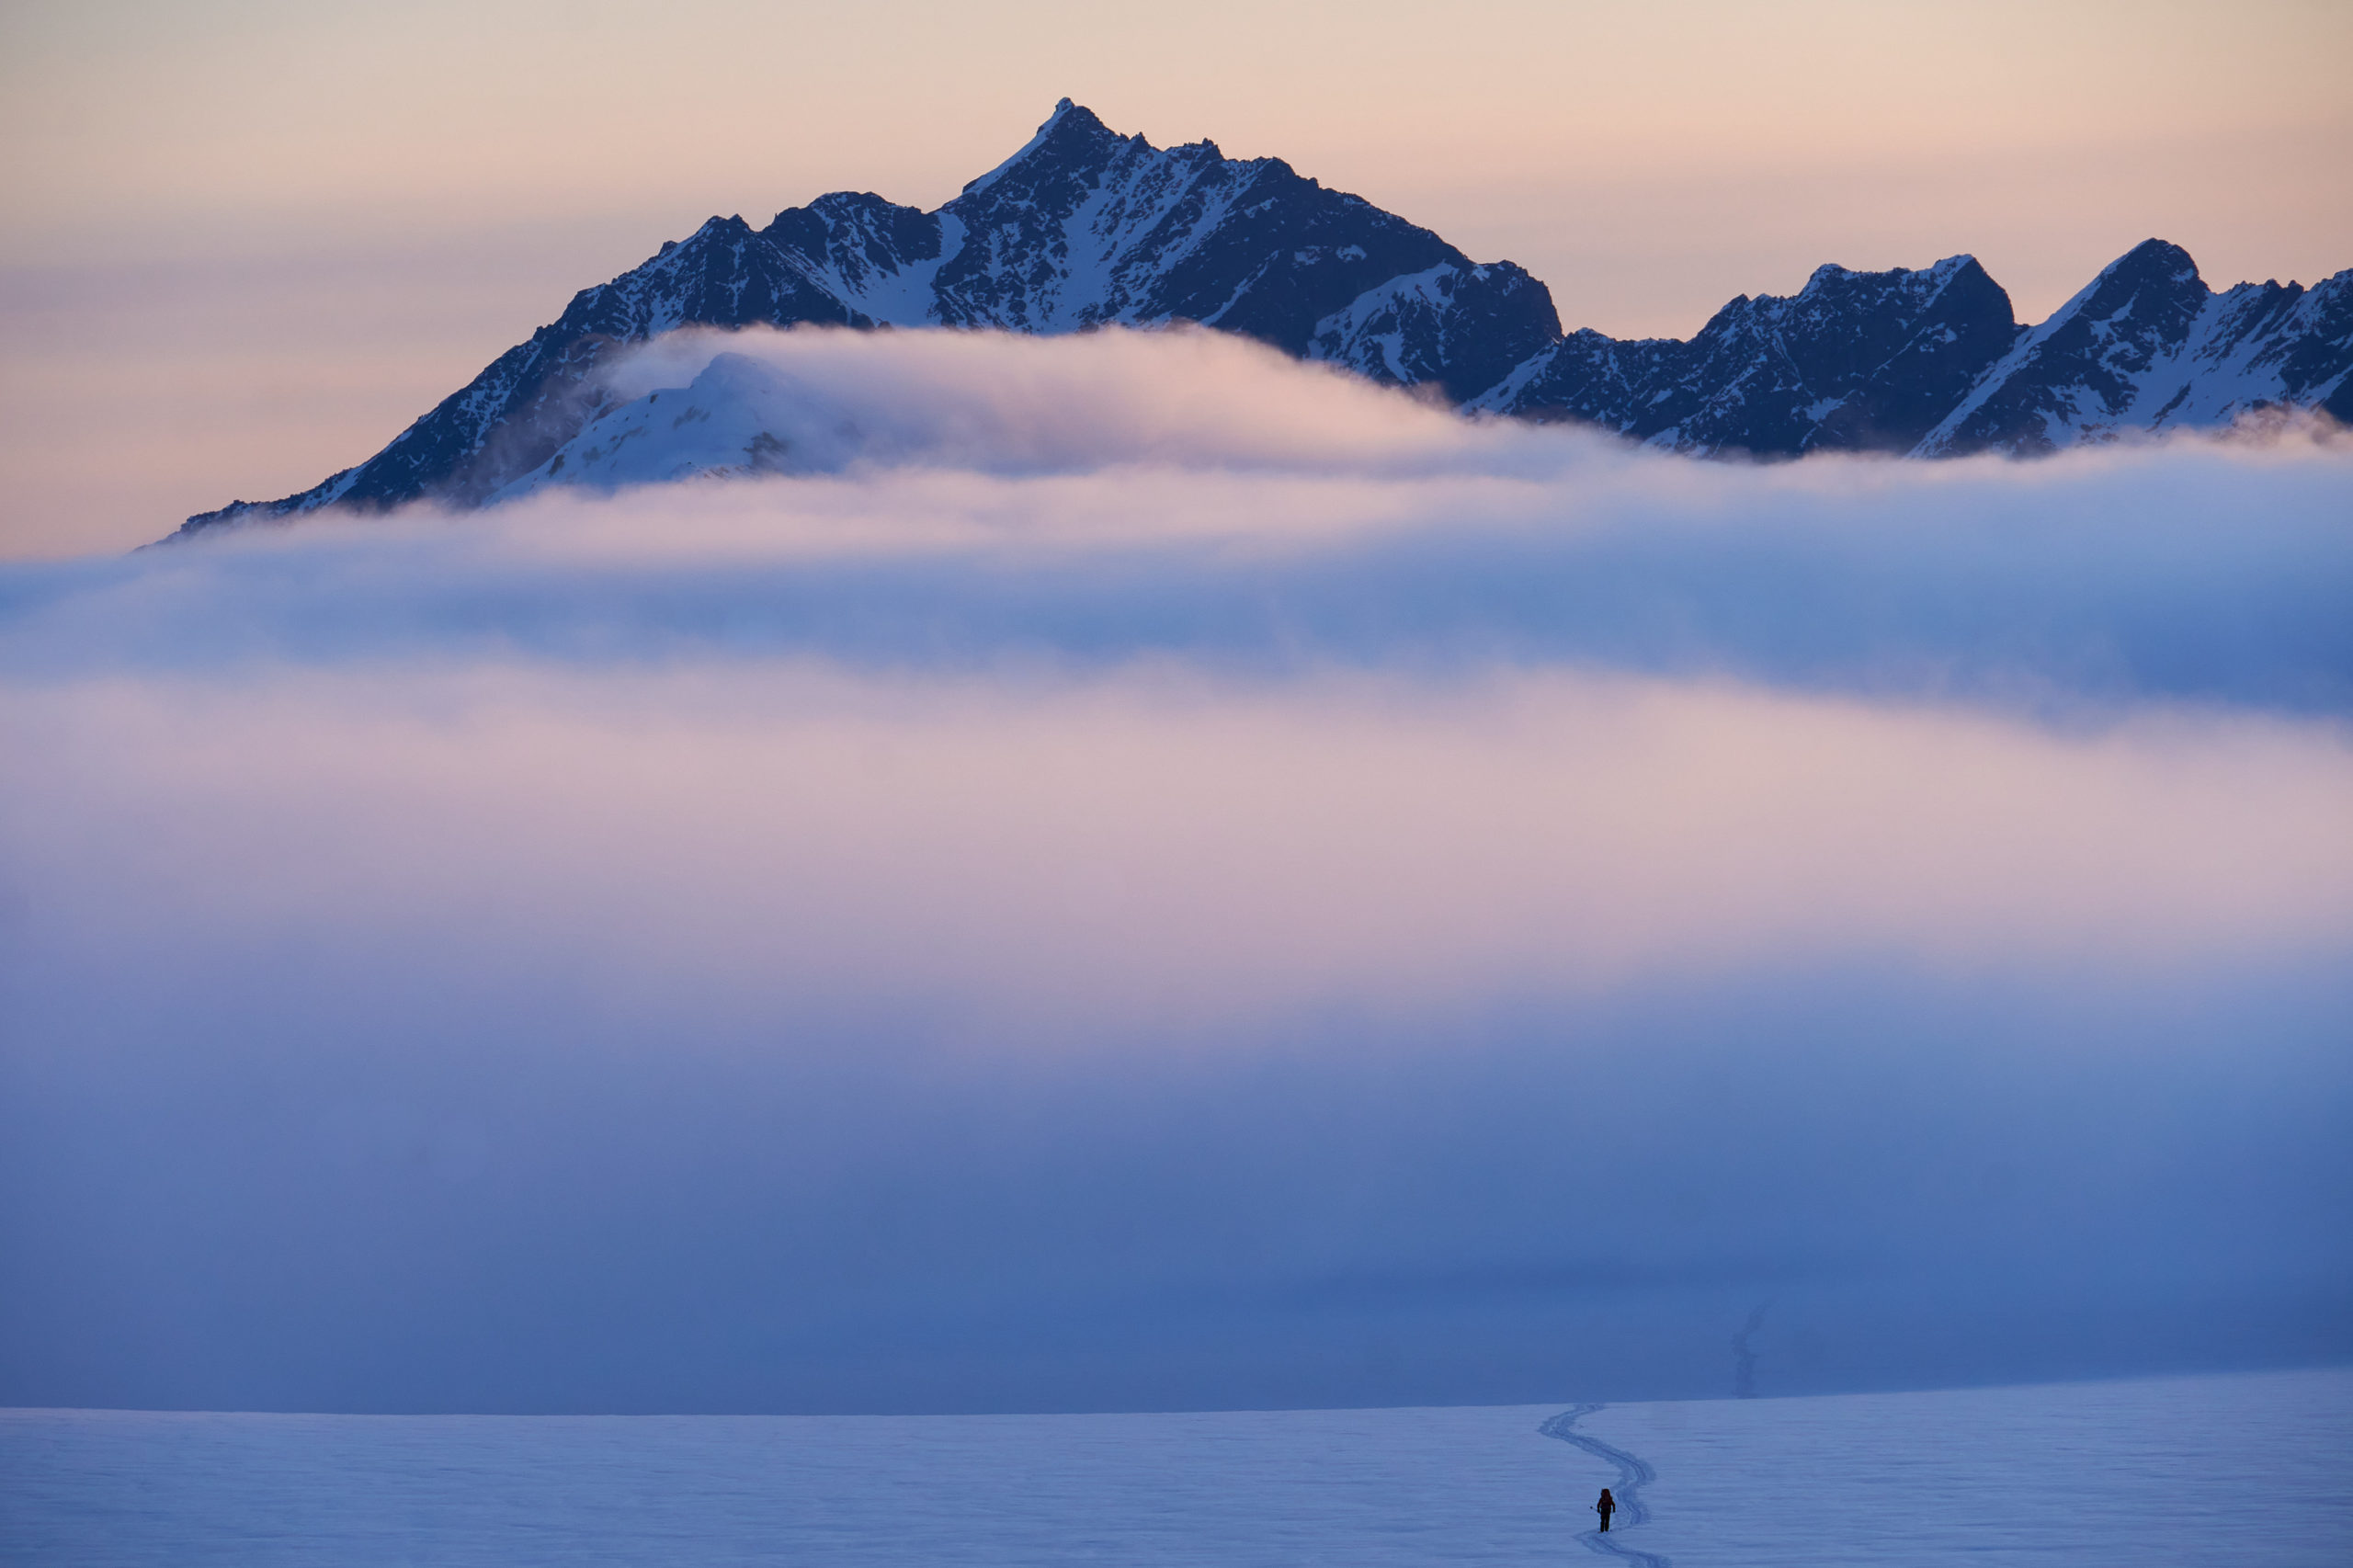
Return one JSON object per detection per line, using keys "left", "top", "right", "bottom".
{"left": 3, "top": 328, "right": 2348, "bottom": 1414}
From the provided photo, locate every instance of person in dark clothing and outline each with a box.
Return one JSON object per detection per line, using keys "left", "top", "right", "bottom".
{"left": 1595, "top": 1488, "right": 1616, "bottom": 1532}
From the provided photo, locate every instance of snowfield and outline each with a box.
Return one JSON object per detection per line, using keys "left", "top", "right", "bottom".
{"left": 4, "top": 1369, "right": 2345, "bottom": 1566}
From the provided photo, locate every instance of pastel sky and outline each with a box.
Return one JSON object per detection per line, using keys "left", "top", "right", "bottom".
{"left": 1, "top": 0, "right": 2348, "bottom": 555}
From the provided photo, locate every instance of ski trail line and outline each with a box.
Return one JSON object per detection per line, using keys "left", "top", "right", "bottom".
{"left": 1540, "top": 1403, "right": 1670, "bottom": 1568}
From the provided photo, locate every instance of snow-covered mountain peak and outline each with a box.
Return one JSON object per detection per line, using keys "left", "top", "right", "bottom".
{"left": 1779, "top": 254, "right": 1994, "bottom": 315}
{"left": 2102, "top": 237, "right": 2202, "bottom": 288}
{"left": 960, "top": 97, "right": 1125, "bottom": 199}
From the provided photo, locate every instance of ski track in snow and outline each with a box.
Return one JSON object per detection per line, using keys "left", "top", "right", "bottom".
{"left": 1540, "top": 1403, "right": 1670, "bottom": 1568}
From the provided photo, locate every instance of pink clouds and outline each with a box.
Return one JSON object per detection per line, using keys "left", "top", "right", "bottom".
{"left": 8, "top": 664, "right": 2347, "bottom": 1051}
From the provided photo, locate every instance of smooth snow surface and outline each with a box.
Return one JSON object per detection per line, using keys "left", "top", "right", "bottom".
{"left": 4, "top": 1369, "right": 2345, "bottom": 1566}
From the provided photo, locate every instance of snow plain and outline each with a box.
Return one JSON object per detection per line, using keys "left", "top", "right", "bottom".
{"left": 3, "top": 1369, "right": 2345, "bottom": 1566}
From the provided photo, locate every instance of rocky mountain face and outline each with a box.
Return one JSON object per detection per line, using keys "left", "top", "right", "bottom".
{"left": 175, "top": 102, "right": 2352, "bottom": 539}
{"left": 1471, "top": 254, "right": 2028, "bottom": 454}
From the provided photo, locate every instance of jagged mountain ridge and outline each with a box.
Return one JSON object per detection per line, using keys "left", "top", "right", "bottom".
{"left": 1470, "top": 253, "right": 2027, "bottom": 454}
{"left": 1918, "top": 239, "right": 2353, "bottom": 455}
{"left": 177, "top": 101, "right": 2352, "bottom": 538}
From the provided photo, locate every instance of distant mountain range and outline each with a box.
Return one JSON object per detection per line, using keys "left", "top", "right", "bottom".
{"left": 175, "top": 99, "right": 2353, "bottom": 540}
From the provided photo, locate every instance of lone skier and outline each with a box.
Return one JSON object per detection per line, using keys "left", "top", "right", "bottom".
{"left": 1595, "top": 1487, "right": 1616, "bottom": 1532}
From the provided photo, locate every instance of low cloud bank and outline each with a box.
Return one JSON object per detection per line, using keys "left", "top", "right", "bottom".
{"left": 11, "top": 329, "right": 2347, "bottom": 713}
{"left": 538, "top": 324, "right": 1507, "bottom": 486}
{"left": 558, "top": 323, "right": 2353, "bottom": 487}
{"left": 1, "top": 327, "right": 2347, "bottom": 1413}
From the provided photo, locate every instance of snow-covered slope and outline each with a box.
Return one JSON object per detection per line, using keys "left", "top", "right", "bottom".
{"left": 5, "top": 1369, "right": 2347, "bottom": 1565}
{"left": 1916, "top": 239, "right": 2353, "bottom": 455}
{"left": 169, "top": 105, "right": 2353, "bottom": 540}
